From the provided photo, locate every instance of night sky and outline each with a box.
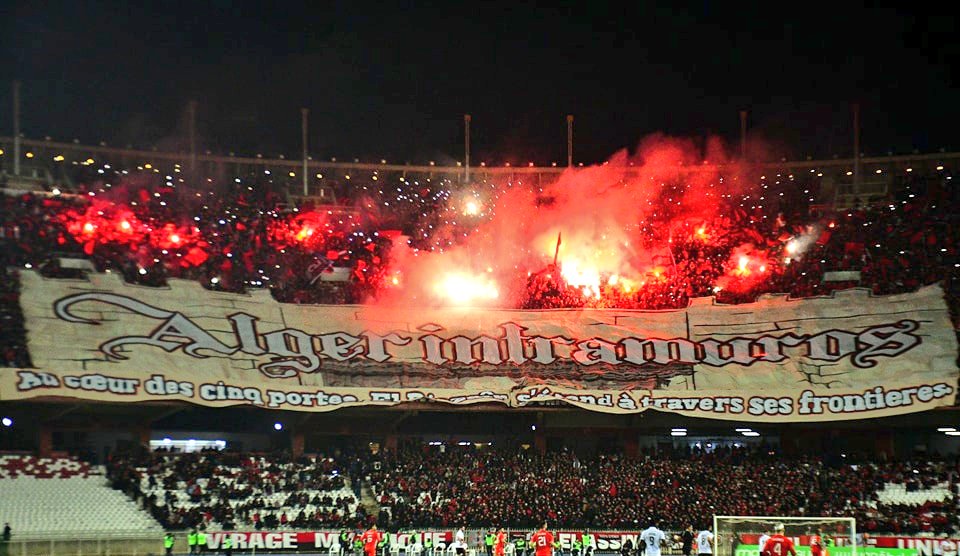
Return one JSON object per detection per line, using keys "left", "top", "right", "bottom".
{"left": 2, "top": 2, "right": 957, "bottom": 165}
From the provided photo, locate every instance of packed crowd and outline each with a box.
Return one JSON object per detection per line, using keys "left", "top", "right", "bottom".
{"left": 0, "top": 164, "right": 957, "bottom": 306}
{"left": 0, "top": 161, "right": 957, "bottom": 365}
{"left": 520, "top": 174, "right": 959, "bottom": 311}
{"left": 0, "top": 178, "right": 392, "bottom": 300}
{"left": 2, "top": 155, "right": 958, "bottom": 539}
{"left": 0, "top": 266, "right": 30, "bottom": 367}
{"left": 106, "top": 449, "right": 370, "bottom": 531}
{"left": 104, "top": 443, "right": 960, "bottom": 535}
{"left": 360, "top": 444, "right": 960, "bottom": 535}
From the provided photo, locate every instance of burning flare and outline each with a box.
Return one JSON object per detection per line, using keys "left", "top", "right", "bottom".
{"left": 433, "top": 272, "right": 499, "bottom": 305}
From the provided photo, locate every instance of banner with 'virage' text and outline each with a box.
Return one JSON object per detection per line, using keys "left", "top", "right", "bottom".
{"left": 1, "top": 271, "right": 957, "bottom": 421}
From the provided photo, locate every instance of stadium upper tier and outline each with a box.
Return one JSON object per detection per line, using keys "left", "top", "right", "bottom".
{"left": 1, "top": 149, "right": 958, "bottom": 368}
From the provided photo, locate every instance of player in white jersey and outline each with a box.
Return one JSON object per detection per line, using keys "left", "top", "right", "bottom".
{"left": 640, "top": 524, "right": 666, "bottom": 556}
{"left": 454, "top": 528, "right": 467, "bottom": 556}
{"left": 758, "top": 532, "right": 771, "bottom": 556}
{"left": 696, "top": 530, "right": 714, "bottom": 556}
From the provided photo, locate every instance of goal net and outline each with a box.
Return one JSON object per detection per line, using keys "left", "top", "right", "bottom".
{"left": 713, "top": 516, "right": 857, "bottom": 556}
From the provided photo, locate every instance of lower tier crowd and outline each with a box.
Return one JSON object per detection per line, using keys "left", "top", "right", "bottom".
{"left": 106, "top": 445, "right": 960, "bottom": 535}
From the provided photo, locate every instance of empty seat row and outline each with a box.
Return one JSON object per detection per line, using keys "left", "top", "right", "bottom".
{"left": 0, "top": 474, "right": 164, "bottom": 536}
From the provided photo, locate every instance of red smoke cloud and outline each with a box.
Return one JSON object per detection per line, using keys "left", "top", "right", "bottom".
{"left": 382, "top": 134, "right": 768, "bottom": 307}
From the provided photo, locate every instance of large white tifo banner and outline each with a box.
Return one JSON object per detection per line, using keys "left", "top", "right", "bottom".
{"left": 2, "top": 271, "right": 957, "bottom": 421}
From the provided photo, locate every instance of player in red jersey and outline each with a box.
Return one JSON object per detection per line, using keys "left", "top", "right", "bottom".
{"left": 809, "top": 530, "right": 827, "bottom": 556}
{"left": 495, "top": 529, "right": 507, "bottom": 556}
{"left": 532, "top": 523, "right": 555, "bottom": 556}
{"left": 362, "top": 525, "right": 383, "bottom": 556}
{"left": 762, "top": 525, "right": 796, "bottom": 556}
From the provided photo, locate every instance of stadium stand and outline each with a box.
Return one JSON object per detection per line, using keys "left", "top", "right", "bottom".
{"left": 364, "top": 445, "right": 960, "bottom": 534}
{"left": 876, "top": 482, "right": 953, "bottom": 505}
{"left": 874, "top": 460, "right": 958, "bottom": 507}
{"left": 0, "top": 167, "right": 956, "bottom": 309}
{"left": 1, "top": 149, "right": 959, "bottom": 547}
{"left": 0, "top": 454, "right": 162, "bottom": 536}
{"left": 90, "top": 445, "right": 960, "bottom": 535}
{"left": 106, "top": 451, "right": 364, "bottom": 531}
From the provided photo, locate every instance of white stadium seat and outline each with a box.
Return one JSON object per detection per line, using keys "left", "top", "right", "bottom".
{"left": 132, "top": 455, "right": 356, "bottom": 530}
{"left": 0, "top": 455, "right": 163, "bottom": 536}
{"left": 875, "top": 481, "right": 952, "bottom": 505}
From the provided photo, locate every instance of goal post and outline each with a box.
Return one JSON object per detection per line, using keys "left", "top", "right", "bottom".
{"left": 713, "top": 516, "right": 856, "bottom": 556}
